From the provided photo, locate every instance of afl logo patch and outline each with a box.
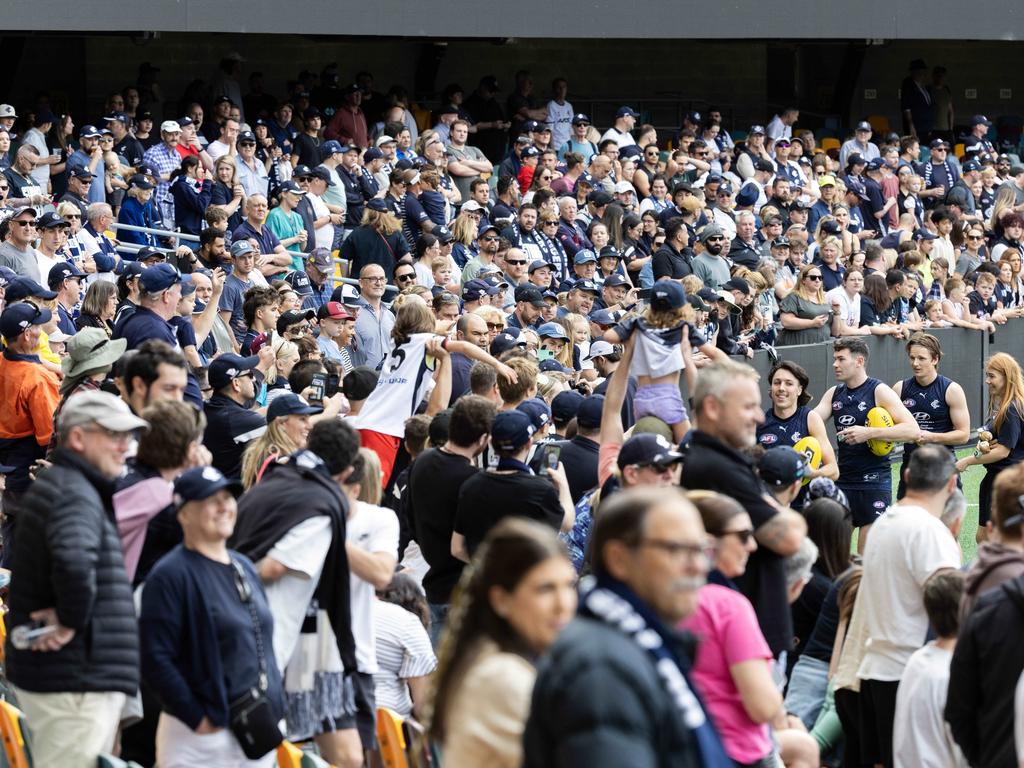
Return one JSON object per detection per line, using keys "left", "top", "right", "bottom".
{"left": 760, "top": 433, "right": 778, "bottom": 445}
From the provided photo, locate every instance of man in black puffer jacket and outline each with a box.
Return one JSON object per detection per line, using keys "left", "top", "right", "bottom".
{"left": 6, "top": 390, "right": 148, "bottom": 767}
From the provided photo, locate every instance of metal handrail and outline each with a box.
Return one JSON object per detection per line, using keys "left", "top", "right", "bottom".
{"left": 109, "top": 222, "right": 200, "bottom": 242}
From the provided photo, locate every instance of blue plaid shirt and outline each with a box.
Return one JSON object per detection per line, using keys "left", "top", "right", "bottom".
{"left": 142, "top": 142, "right": 182, "bottom": 227}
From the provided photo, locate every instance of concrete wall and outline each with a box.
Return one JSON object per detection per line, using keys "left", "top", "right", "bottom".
{"left": 3, "top": 0, "right": 1024, "bottom": 39}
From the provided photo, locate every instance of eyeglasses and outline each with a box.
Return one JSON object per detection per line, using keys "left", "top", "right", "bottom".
{"left": 63, "top": 214, "right": 81, "bottom": 220}
{"left": 506, "top": 259, "right": 527, "bottom": 266}
{"left": 395, "top": 272, "right": 416, "bottom": 282}
{"left": 706, "top": 236, "right": 725, "bottom": 242}
{"left": 539, "top": 175, "right": 552, "bottom": 181}
{"left": 481, "top": 235, "right": 499, "bottom": 242}
{"left": 239, "top": 142, "right": 256, "bottom": 147}
{"left": 12, "top": 220, "right": 34, "bottom": 228}
{"left": 637, "top": 537, "right": 714, "bottom": 561}
{"left": 645, "top": 151, "right": 659, "bottom": 157}
{"left": 543, "top": 221, "right": 558, "bottom": 226}
{"left": 287, "top": 324, "right": 310, "bottom": 336}
{"left": 968, "top": 234, "right": 984, "bottom": 240}
{"left": 361, "top": 276, "right": 387, "bottom": 283}
{"left": 82, "top": 425, "right": 135, "bottom": 443}
{"left": 806, "top": 274, "right": 823, "bottom": 281}
{"left": 722, "top": 528, "right": 755, "bottom": 545}
{"left": 486, "top": 322, "right": 505, "bottom": 330}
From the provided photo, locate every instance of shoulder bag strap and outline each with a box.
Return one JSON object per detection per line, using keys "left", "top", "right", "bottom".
{"left": 230, "top": 557, "right": 269, "bottom": 692}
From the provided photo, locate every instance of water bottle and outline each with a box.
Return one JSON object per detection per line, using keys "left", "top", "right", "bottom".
{"left": 10, "top": 623, "right": 57, "bottom": 650}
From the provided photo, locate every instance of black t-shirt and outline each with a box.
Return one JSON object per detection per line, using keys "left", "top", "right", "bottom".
{"left": 789, "top": 566, "right": 832, "bottom": 673}
{"left": 408, "top": 448, "right": 479, "bottom": 604}
{"left": 968, "top": 290, "right": 997, "bottom": 319}
{"left": 114, "top": 136, "right": 146, "bottom": 168}
{"left": 454, "top": 470, "right": 562, "bottom": 557}
{"left": 292, "top": 134, "right": 321, "bottom": 169}
{"left": 680, "top": 429, "right": 792, "bottom": 656}
{"left": 556, "top": 435, "right": 601, "bottom": 503}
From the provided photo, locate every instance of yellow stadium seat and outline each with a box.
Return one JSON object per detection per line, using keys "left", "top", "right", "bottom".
{"left": 954, "top": 143, "right": 966, "bottom": 159}
{"left": 820, "top": 137, "right": 840, "bottom": 152}
{"left": 867, "top": 115, "right": 890, "bottom": 134}
{"left": 277, "top": 741, "right": 305, "bottom": 768}
{"left": 0, "top": 701, "right": 32, "bottom": 768}
{"left": 377, "top": 708, "right": 409, "bottom": 768}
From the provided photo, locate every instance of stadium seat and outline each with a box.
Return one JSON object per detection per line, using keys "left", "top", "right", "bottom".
{"left": 377, "top": 708, "right": 409, "bottom": 768}
{"left": 820, "top": 137, "right": 840, "bottom": 152}
{"left": 867, "top": 115, "right": 890, "bottom": 134}
{"left": 954, "top": 143, "right": 966, "bottom": 159}
{"left": 0, "top": 702, "right": 31, "bottom": 768}
{"left": 277, "top": 741, "right": 305, "bottom": 768}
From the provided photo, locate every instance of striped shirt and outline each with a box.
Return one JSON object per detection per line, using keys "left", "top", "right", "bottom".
{"left": 372, "top": 600, "right": 436, "bottom": 716}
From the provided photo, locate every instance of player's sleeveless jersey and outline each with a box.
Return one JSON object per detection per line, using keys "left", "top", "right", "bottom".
{"left": 758, "top": 406, "right": 812, "bottom": 449}
{"left": 353, "top": 333, "right": 435, "bottom": 437}
{"left": 900, "top": 374, "right": 954, "bottom": 462}
{"left": 832, "top": 377, "right": 889, "bottom": 487}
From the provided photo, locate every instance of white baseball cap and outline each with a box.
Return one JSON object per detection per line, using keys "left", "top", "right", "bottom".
{"left": 160, "top": 120, "right": 182, "bottom": 134}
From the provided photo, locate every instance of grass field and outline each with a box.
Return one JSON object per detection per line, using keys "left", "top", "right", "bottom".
{"left": 886, "top": 447, "right": 983, "bottom": 561}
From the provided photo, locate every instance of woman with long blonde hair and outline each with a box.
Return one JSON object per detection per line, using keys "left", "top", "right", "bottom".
{"left": 239, "top": 392, "right": 321, "bottom": 488}
{"left": 956, "top": 352, "right": 1024, "bottom": 540}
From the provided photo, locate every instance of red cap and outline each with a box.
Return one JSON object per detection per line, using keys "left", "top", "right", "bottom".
{"left": 317, "top": 301, "right": 354, "bottom": 321}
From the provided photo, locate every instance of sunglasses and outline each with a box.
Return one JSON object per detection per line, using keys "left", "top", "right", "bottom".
{"left": 724, "top": 529, "right": 755, "bottom": 544}
{"left": 539, "top": 175, "right": 552, "bottom": 181}
{"left": 806, "top": 274, "right": 823, "bottom": 281}
{"left": 287, "top": 324, "right": 310, "bottom": 335}
{"left": 396, "top": 272, "right": 416, "bottom": 281}
{"left": 0, "top": 186, "right": 9, "bottom": 191}
{"left": 506, "top": 259, "right": 527, "bottom": 266}
{"left": 11, "top": 220, "right": 35, "bottom": 228}
{"left": 486, "top": 322, "right": 505, "bottom": 330}
{"left": 481, "top": 235, "right": 499, "bottom": 242}
{"left": 968, "top": 235, "right": 984, "bottom": 240}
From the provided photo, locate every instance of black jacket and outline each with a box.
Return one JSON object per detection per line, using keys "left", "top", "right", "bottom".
{"left": 523, "top": 616, "right": 701, "bottom": 768}
{"left": 203, "top": 393, "right": 267, "bottom": 481}
{"left": 230, "top": 453, "right": 357, "bottom": 673}
{"left": 556, "top": 435, "right": 600, "bottom": 503}
{"left": 651, "top": 243, "right": 693, "bottom": 280}
{"left": 6, "top": 448, "right": 139, "bottom": 695}
{"left": 946, "top": 573, "right": 1024, "bottom": 768}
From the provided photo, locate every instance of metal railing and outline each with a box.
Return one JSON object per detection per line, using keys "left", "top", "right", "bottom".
{"left": 109, "top": 222, "right": 200, "bottom": 242}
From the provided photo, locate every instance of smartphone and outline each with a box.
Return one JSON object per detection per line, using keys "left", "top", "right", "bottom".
{"left": 325, "top": 373, "right": 340, "bottom": 398}
{"left": 539, "top": 445, "right": 561, "bottom": 476}
{"left": 637, "top": 288, "right": 652, "bottom": 300}
{"left": 537, "top": 348, "right": 555, "bottom": 362}
{"left": 309, "top": 372, "right": 326, "bottom": 403}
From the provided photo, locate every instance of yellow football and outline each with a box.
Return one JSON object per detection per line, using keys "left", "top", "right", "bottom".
{"left": 866, "top": 406, "right": 895, "bottom": 456}
{"left": 792, "top": 436, "right": 822, "bottom": 486}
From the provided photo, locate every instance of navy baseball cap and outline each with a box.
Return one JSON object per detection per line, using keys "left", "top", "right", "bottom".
{"left": 551, "top": 390, "right": 585, "bottom": 425}
{"left": 572, "top": 279, "right": 600, "bottom": 295}
{"left": 599, "top": 245, "right": 622, "bottom": 261}
{"left": 573, "top": 250, "right": 597, "bottom": 265}
{"left": 971, "top": 114, "right": 992, "bottom": 126}
{"left": 128, "top": 174, "right": 153, "bottom": 190}
{"left": 588, "top": 310, "right": 620, "bottom": 327}
{"left": 136, "top": 246, "right": 167, "bottom": 262}
{"left": 856, "top": 121, "right": 873, "bottom": 132}
{"left": 914, "top": 229, "right": 938, "bottom": 241}
{"left": 6, "top": 277, "right": 57, "bottom": 302}
{"left": 962, "top": 159, "right": 982, "bottom": 173}
{"left": 538, "top": 358, "right": 573, "bottom": 374}
{"left": 366, "top": 198, "right": 388, "bottom": 213}
{"left": 528, "top": 259, "right": 552, "bottom": 274}
{"left": 79, "top": 124, "right": 102, "bottom": 138}
{"left": 571, "top": 113, "right": 590, "bottom": 125}
{"left": 279, "top": 180, "right": 306, "bottom": 196}
{"left": 268, "top": 393, "right": 323, "bottom": 423}
{"left": 0, "top": 302, "right": 51, "bottom": 340}
{"left": 283, "top": 269, "right": 314, "bottom": 297}
{"left": 491, "top": 410, "right": 536, "bottom": 452}
{"left": 522, "top": 146, "right": 540, "bottom": 159}
{"left": 576, "top": 395, "right": 605, "bottom": 429}
{"left": 47, "top": 261, "right": 85, "bottom": 287}
{"left": 490, "top": 330, "right": 527, "bottom": 357}
{"left": 616, "top": 106, "right": 640, "bottom": 119}
{"left": 208, "top": 354, "right": 260, "bottom": 391}
{"left": 0, "top": 266, "right": 17, "bottom": 288}
{"left": 104, "top": 112, "right": 130, "bottom": 126}
{"left": 603, "top": 274, "right": 629, "bottom": 288}
{"left": 321, "top": 140, "right": 344, "bottom": 156}
{"left": 759, "top": 446, "right": 808, "bottom": 487}
{"left": 309, "top": 167, "right": 335, "bottom": 185}
{"left": 173, "top": 466, "right": 240, "bottom": 507}
{"left": 516, "top": 397, "right": 552, "bottom": 431}
{"left": 36, "top": 211, "right": 70, "bottom": 230}
{"left": 650, "top": 280, "right": 685, "bottom": 311}
{"left": 140, "top": 263, "right": 191, "bottom": 293}
{"left": 364, "top": 147, "right": 384, "bottom": 161}
{"left": 522, "top": 120, "right": 540, "bottom": 132}
{"left": 462, "top": 279, "right": 494, "bottom": 302}
{"left": 68, "top": 166, "right": 95, "bottom": 181}
{"left": 617, "top": 433, "right": 683, "bottom": 470}
{"left": 866, "top": 158, "right": 885, "bottom": 171}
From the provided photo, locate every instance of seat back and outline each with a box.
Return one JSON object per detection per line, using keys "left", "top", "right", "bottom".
{"left": 376, "top": 708, "right": 409, "bottom": 768}
{"left": 276, "top": 741, "right": 305, "bottom": 768}
{"left": 954, "top": 142, "right": 966, "bottom": 159}
{"left": 866, "top": 115, "right": 890, "bottom": 134}
{"left": 820, "top": 137, "right": 840, "bottom": 153}
{"left": 0, "top": 701, "right": 31, "bottom": 768}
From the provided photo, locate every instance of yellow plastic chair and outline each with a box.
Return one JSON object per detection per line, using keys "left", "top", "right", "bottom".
{"left": 867, "top": 115, "right": 890, "bottom": 134}
{"left": 820, "top": 137, "right": 840, "bottom": 152}
{"left": 376, "top": 708, "right": 409, "bottom": 768}
{"left": 277, "top": 741, "right": 305, "bottom": 768}
{"left": 954, "top": 142, "right": 966, "bottom": 159}
{"left": 0, "top": 701, "right": 32, "bottom": 768}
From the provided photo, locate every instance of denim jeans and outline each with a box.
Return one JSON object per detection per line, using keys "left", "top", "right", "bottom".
{"left": 428, "top": 602, "right": 450, "bottom": 649}
{"left": 783, "top": 654, "right": 830, "bottom": 728}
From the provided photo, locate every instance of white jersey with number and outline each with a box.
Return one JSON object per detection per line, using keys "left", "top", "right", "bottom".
{"left": 353, "top": 333, "right": 436, "bottom": 437}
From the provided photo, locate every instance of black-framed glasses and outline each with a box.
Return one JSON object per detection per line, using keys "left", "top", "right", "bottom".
{"left": 361, "top": 276, "right": 387, "bottom": 284}
{"left": 287, "top": 324, "right": 310, "bottom": 336}
{"left": 806, "top": 274, "right": 823, "bottom": 281}
{"left": 506, "top": 259, "right": 527, "bottom": 266}
{"left": 11, "top": 220, "right": 34, "bottom": 228}
{"left": 543, "top": 220, "right": 559, "bottom": 226}
{"left": 395, "top": 272, "right": 416, "bottom": 282}
{"left": 481, "top": 235, "right": 499, "bottom": 242}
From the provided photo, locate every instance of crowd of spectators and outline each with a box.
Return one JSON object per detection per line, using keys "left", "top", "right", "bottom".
{"left": 0, "top": 55, "right": 1023, "bottom": 768}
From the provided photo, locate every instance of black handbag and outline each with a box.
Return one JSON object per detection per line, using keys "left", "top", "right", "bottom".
{"left": 228, "top": 558, "right": 284, "bottom": 759}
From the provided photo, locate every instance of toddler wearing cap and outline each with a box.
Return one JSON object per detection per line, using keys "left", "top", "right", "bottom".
{"left": 604, "top": 279, "right": 694, "bottom": 441}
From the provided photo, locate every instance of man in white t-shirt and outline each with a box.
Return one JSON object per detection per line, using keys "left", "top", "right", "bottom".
{"left": 546, "top": 77, "right": 574, "bottom": 150}
{"left": 892, "top": 569, "right": 967, "bottom": 768}
{"left": 856, "top": 444, "right": 962, "bottom": 768}
{"left": 601, "top": 106, "right": 638, "bottom": 149}
{"left": 205, "top": 118, "right": 239, "bottom": 162}
{"left": 340, "top": 451, "right": 399, "bottom": 759}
